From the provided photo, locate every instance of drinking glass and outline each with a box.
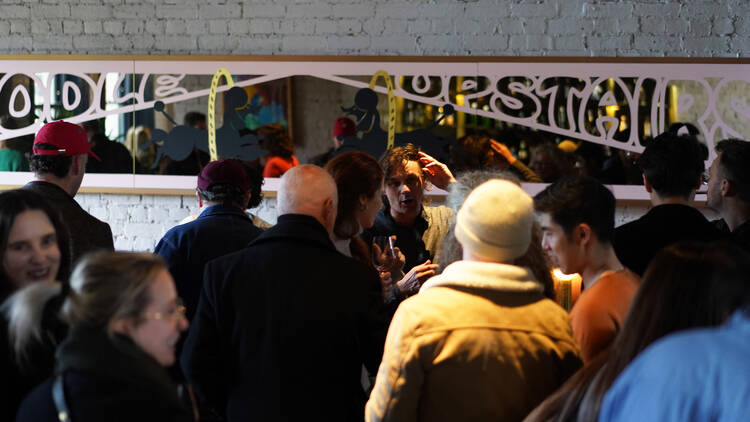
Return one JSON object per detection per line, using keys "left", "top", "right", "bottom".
{"left": 372, "top": 235, "right": 395, "bottom": 272}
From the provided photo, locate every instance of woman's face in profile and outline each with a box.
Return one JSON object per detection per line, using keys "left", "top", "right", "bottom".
{"left": 127, "top": 269, "right": 189, "bottom": 366}
{"left": 2, "top": 209, "right": 61, "bottom": 288}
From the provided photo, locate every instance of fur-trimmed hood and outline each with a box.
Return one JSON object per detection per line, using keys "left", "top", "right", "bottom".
{"left": 420, "top": 260, "right": 542, "bottom": 293}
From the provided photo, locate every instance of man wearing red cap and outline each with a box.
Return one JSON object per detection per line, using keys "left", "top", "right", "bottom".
{"left": 23, "top": 120, "right": 114, "bottom": 264}
{"left": 311, "top": 117, "right": 357, "bottom": 166}
{"left": 154, "top": 159, "right": 263, "bottom": 323}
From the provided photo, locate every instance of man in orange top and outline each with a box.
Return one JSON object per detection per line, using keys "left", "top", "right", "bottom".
{"left": 535, "top": 175, "right": 640, "bottom": 363}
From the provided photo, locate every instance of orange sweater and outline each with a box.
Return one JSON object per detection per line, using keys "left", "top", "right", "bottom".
{"left": 569, "top": 268, "right": 640, "bottom": 363}
{"left": 262, "top": 155, "right": 299, "bottom": 178}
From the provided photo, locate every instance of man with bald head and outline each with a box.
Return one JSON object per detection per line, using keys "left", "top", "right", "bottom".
{"left": 182, "top": 165, "right": 387, "bottom": 422}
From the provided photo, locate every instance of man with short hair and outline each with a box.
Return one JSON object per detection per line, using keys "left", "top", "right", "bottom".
{"left": 535, "top": 175, "right": 640, "bottom": 363}
{"left": 154, "top": 159, "right": 263, "bottom": 322}
{"left": 366, "top": 180, "right": 581, "bottom": 422}
{"left": 23, "top": 120, "right": 113, "bottom": 264}
{"left": 706, "top": 139, "right": 750, "bottom": 251}
{"left": 613, "top": 132, "right": 722, "bottom": 276}
{"left": 182, "top": 165, "right": 387, "bottom": 422}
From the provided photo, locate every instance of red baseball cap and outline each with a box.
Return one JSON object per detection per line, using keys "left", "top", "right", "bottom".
{"left": 333, "top": 117, "right": 356, "bottom": 138}
{"left": 197, "top": 159, "right": 251, "bottom": 192}
{"left": 32, "top": 120, "right": 101, "bottom": 161}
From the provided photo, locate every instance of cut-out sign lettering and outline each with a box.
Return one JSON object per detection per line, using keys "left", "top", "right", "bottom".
{"left": 3, "top": 58, "right": 750, "bottom": 165}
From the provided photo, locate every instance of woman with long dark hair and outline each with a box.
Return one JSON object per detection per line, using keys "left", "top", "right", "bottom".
{"left": 0, "top": 189, "right": 71, "bottom": 421}
{"left": 525, "top": 240, "right": 750, "bottom": 422}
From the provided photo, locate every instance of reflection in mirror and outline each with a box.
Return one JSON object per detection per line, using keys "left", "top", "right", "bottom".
{"left": 2, "top": 59, "right": 749, "bottom": 190}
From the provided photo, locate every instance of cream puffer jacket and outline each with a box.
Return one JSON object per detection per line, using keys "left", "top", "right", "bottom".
{"left": 365, "top": 260, "right": 582, "bottom": 422}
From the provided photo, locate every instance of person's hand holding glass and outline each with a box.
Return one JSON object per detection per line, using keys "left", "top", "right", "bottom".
{"left": 372, "top": 235, "right": 438, "bottom": 301}
{"left": 372, "top": 235, "right": 404, "bottom": 302}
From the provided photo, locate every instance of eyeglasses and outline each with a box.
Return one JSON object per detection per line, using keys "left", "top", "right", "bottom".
{"left": 143, "top": 298, "right": 186, "bottom": 322}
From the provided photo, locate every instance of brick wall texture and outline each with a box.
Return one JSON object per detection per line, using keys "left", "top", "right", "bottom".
{"left": 0, "top": 0, "right": 747, "bottom": 57}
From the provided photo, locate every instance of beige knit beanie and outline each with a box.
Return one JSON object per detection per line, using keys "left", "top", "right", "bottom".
{"left": 454, "top": 179, "right": 534, "bottom": 262}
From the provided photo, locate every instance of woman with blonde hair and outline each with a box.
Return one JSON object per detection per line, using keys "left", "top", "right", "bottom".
{"left": 15, "top": 252, "right": 194, "bottom": 422}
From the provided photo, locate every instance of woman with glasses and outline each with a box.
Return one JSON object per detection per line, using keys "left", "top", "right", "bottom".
{"left": 15, "top": 252, "right": 194, "bottom": 422}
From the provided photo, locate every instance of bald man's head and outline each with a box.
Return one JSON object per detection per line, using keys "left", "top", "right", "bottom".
{"left": 277, "top": 165, "right": 338, "bottom": 234}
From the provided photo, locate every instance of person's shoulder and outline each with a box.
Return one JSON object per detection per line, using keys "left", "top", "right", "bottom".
{"left": 157, "top": 219, "right": 197, "bottom": 245}
{"left": 423, "top": 204, "right": 455, "bottom": 220}
{"left": 615, "top": 213, "right": 646, "bottom": 234}
{"left": 597, "top": 269, "right": 640, "bottom": 290}
{"left": 15, "top": 377, "right": 56, "bottom": 422}
{"left": 632, "top": 326, "right": 727, "bottom": 372}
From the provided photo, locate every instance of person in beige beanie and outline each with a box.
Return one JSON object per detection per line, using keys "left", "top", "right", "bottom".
{"left": 366, "top": 179, "right": 581, "bottom": 422}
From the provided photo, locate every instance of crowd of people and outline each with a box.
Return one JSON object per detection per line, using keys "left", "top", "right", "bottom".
{"left": 1, "top": 118, "right": 750, "bottom": 422}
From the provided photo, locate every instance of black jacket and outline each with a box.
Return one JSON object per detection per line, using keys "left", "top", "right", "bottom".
{"left": 23, "top": 181, "right": 114, "bottom": 265}
{"left": 0, "top": 294, "right": 66, "bottom": 422}
{"left": 181, "top": 214, "right": 388, "bottom": 422}
{"left": 614, "top": 204, "right": 724, "bottom": 276}
{"left": 15, "top": 325, "right": 192, "bottom": 422}
{"left": 154, "top": 204, "right": 263, "bottom": 322}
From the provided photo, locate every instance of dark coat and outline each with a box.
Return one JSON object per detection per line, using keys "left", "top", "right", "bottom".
{"left": 15, "top": 325, "right": 193, "bottom": 422}
{"left": 22, "top": 181, "right": 114, "bottom": 265}
{"left": 0, "top": 294, "right": 66, "bottom": 422}
{"left": 154, "top": 204, "right": 263, "bottom": 322}
{"left": 181, "top": 214, "right": 388, "bottom": 422}
{"left": 614, "top": 204, "right": 724, "bottom": 276}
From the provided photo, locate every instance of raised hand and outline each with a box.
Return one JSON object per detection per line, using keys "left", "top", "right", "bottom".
{"left": 489, "top": 139, "right": 517, "bottom": 165}
{"left": 418, "top": 151, "right": 456, "bottom": 190}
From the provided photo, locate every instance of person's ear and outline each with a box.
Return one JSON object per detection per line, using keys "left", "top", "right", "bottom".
{"left": 195, "top": 190, "right": 203, "bottom": 207}
{"left": 642, "top": 174, "right": 652, "bottom": 193}
{"left": 322, "top": 196, "right": 336, "bottom": 229}
{"left": 722, "top": 179, "right": 735, "bottom": 197}
{"left": 242, "top": 192, "right": 251, "bottom": 209}
{"left": 573, "top": 223, "right": 592, "bottom": 247}
{"left": 71, "top": 155, "right": 84, "bottom": 176}
{"left": 357, "top": 194, "right": 368, "bottom": 212}
{"left": 109, "top": 317, "right": 133, "bottom": 336}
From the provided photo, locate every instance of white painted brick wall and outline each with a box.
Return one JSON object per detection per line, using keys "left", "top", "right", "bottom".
{"left": 72, "top": 190, "right": 670, "bottom": 252}
{"left": 0, "top": 0, "right": 747, "bottom": 56}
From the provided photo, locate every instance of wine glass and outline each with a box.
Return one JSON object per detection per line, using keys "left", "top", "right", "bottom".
{"left": 372, "top": 235, "right": 395, "bottom": 272}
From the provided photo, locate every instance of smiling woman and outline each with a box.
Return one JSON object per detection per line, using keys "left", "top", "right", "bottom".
{"left": 0, "top": 189, "right": 71, "bottom": 421}
{"left": 0, "top": 190, "right": 70, "bottom": 300}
